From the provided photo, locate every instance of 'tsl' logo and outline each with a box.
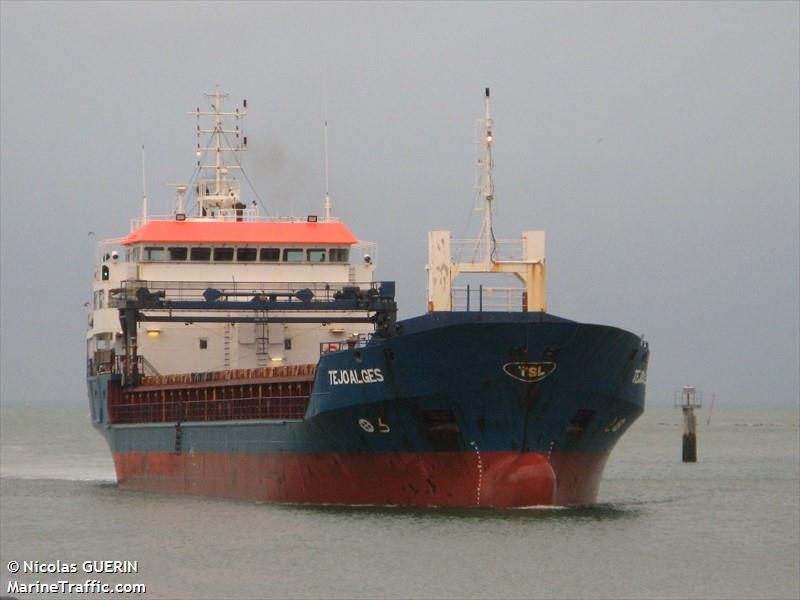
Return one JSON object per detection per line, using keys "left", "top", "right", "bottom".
{"left": 502, "top": 361, "right": 557, "bottom": 383}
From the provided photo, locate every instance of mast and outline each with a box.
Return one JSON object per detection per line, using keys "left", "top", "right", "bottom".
{"left": 190, "top": 86, "right": 247, "bottom": 217}
{"left": 478, "top": 87, "right": 495, "bottom": 264}
{"left": 213, "top": 86, "right": 223, "bottom": 197}
{"left": 427, "top": 88, "right": 547, "bottom": 313}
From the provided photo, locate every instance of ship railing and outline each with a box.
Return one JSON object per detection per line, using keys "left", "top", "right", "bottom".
{"left": 319, "top": 333, "right": 373, "bottom": 355}
{"left": 451, "top": 238, "right": 524, "bottom": 264}
{"left": 87, "top": 352, "right": 122, "bottom": 377}
{"left": 129, "top": 213, "right": 342, "bottom": 230}
{"left": 87, "top": 353, "right": 145, "bottom": 378}
{"left": 113, "top": 280, "right": 384, "bottom": 303}
{"left": 108, "top": 394, "right": 309, "bottom": 424}
{"left": 93, "top": 237, "right": 127, "bottom": 263}
{"left": 107, "top": 290, "right": 123, "bottom": 308}
{"left": 350, "top": 241, "right": 377, "bottom": 265}
{"left": 451, "top": 285, "right": 525, "bottom": 312}
{"left": 113, "top": 355, "right": 144, "bottom": 378}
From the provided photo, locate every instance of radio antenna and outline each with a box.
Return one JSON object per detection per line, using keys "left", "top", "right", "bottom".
{"left": 141, "top": 144, "right": 148, "bottom": 222}
{"left": 323, "top": 83, "right": 332, "bottom": 222}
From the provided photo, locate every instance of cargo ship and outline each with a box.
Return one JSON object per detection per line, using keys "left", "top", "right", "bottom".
{"left": 86, "top": 87, "right": 649, "bottom": 507}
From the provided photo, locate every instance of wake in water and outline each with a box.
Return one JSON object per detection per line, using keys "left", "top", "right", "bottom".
{"left": 281, "top": 501, "right": 648, "bottom": 523}
{"left": 2, "top": 472, "right": 116, "bottom": 483}
{"left": 0, "top": 459, "right": 115, "bottom": 483}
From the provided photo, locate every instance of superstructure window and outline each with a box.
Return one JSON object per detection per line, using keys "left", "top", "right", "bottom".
{"left": 283, "top": 249, "right": 303, "bottom": 262}
{"left": 190, "top": 247, "right": 211, "bottom": 261}
{"left": 143, "top": 247, "right": 165, "bottom": 261}
{"left": 307, "top": 249, "right": 326, "bottom": 263}
{"left": 168, "top": 247, "right": 188, "bottom": 261}
{"left": 199, "top": 338, "right": 208, "bottom": 350}
{"left": 95, "top": 333, "right": 112, "bottom": 350}
{"left": 237, "top": 248, "right": 257, "bottom": 262}
{"left": 260, "top": 248, "right": 280, "bottom": 262}
{"left": 214, "top": 248, "right": 234, "bottom": 262}
{"left": 93, "top": 290, "right": 105, "bottom": 310}
{"left": 329, "top": 248, "right": 349, "bottom": 263}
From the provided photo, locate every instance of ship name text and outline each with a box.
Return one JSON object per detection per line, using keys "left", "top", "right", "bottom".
{"left": 328, "top": 368, "right": 384, "bottom": 386}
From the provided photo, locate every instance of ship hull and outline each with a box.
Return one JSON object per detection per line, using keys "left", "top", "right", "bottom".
{"left": 111, "top": 449, "right": 609, "bottom": 507}
{"left": 89, "top": 312, "right": 648, "bottom": 508}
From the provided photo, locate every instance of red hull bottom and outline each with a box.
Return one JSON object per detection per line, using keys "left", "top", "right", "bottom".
{"left": 112, "top": 451, "right": 610, "bottom": 508}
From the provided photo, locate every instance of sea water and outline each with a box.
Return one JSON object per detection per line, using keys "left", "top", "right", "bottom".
{"left": 1, "top": 402, "right": 798, "bottom": 599}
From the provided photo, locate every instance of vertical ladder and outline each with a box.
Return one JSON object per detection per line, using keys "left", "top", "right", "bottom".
{"left": 174, "top": 422, "right": 182, "bottom": 455}
{"left": 223, "top": 325, "right": 232, "bottom": 370}
{"left": 255, "top": 315, "right": 268, "bottom": 367}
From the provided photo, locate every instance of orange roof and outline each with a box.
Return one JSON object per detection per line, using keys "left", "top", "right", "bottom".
{"left": 121, "top": 220, "right": 358, "bottom": 246}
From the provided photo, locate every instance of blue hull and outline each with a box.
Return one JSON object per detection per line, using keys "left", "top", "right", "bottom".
{"left": 88, "top": 311, "right": 649, "bottom": 506}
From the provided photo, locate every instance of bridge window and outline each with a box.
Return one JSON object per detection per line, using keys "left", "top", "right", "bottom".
{"left": 283, "top": 248, "right": 303, "bottom": 262}
{"left": 168, "top": 247, "right": 188, "bottom": 261}
{"left": 214, "top": 248, "right": 234, "bottom": 262}
{"left": 237, "top": 248, "right": 257, "bottom": 262}
{"left": 329, "top": 248, "right": 349, "bottom": 262}
{"left": 307, "top": 248, "right": 326, "bottom": 263}
{"left": 260, "top": 248, "right": 280, "bottom": 262}
{"left": 190, "top": 247, "right": 211, "bottom": 261}
{"left": 143, "top": 247, "right": 165, "bottom": 261}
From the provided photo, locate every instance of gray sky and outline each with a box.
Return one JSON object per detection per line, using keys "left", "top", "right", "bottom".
{"left": 1, "top": 1, "right": 798, "bottom": 407}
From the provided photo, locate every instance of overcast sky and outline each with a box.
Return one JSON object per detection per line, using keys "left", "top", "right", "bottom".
{"left": 1, "top": 1, "right": 798, "bottom": 407}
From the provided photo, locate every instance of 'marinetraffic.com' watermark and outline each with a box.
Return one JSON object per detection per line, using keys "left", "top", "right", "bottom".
{"left": 4, "top": 560, "right": 146, "bottom": 595}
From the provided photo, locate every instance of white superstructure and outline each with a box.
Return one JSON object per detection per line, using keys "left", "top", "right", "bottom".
{"left": 87, "top": 89, "right": 376, "bottom": 377}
